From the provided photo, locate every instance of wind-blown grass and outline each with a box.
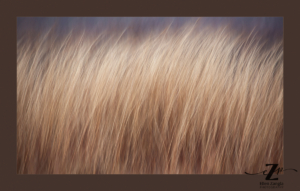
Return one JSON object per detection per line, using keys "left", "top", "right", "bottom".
{"left": 17, "top": 19, "right": 283, "bottom": 174}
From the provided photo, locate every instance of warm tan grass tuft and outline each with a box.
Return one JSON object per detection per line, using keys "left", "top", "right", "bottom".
{"left": 17, "top": 21, "right": 283, "bottom": 174}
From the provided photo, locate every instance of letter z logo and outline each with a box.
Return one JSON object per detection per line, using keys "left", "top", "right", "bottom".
{"left": 265, "top": 164, "right": 278, "bottom": 180}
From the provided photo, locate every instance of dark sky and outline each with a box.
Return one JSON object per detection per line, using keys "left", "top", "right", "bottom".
{"left": 17, "top": 17, "right": 283, "bottom": 40}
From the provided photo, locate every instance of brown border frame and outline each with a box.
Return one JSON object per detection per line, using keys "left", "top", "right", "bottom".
{"left": 1, "top": 0, "right": 299, "bottom": 190}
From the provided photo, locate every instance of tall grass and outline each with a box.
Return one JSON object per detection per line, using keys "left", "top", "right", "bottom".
{"left": 17, "top": 19, "right": 283, "bottom": 174}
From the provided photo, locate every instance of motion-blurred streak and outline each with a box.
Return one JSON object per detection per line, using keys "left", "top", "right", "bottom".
{"left": 17, "top": 17, "right": 283, "bottom": 174}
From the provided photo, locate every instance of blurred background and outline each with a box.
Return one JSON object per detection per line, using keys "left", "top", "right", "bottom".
{"left": 17, "top": 17, "right": 283, "bottom": 40}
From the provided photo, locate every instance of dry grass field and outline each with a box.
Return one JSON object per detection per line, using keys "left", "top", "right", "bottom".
{"left": 17, "top": 17, "right": 283, "bottom": 174}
